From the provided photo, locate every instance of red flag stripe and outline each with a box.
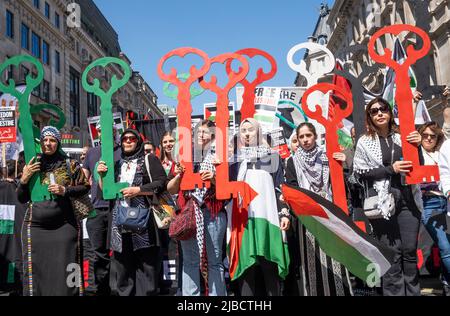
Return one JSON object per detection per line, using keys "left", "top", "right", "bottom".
{"left": 282, "top": 185, "right": 329, "bottom": 219}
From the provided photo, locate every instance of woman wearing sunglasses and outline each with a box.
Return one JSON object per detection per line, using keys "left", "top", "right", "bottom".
{"left": 418, "top": 122, "right": 450, "bottom": 295}
{"left": 353, "top": 97, "right": 423, "bottom": 296}
{"left": 97, "top": 129, "right": 167, "bottom": 296}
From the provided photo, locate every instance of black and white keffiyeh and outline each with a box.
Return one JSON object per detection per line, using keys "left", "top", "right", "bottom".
{"left": 40, "top": 126, "right": 61, "bottom": 143}
{"left": 353, "top": 134, "right": 401, "bottom": 219}
{"left": 353, "top": 133, "right": 423, "bottom": 219}
{"left": 237, "top": 146, "right": 273, "bottom": 181}
{"left": 294, "top": 145, "right": 330, "bottom": 195}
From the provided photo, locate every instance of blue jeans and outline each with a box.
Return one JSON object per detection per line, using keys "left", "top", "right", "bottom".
{"left": 180, "top": 210, "right": 227, "bottom": 296}
{"left": 421, "top": 195, "right": 450, "bottom": 283}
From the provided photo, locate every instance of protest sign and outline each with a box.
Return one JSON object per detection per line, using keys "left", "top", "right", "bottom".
{"left": 0, "top": 107, "right": 16, "bottom": 143}
{"left": 87, "top": 112, "right": 124, "bottom": 147}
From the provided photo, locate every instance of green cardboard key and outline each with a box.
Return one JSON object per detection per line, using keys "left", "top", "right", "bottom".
{"left": 82, "top": 57, "right": 131, "bottom": 200}
{"left": 0, "top": 55, "right": 51, "bottom": 202}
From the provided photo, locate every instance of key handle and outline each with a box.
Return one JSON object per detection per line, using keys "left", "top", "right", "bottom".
{"left": 82, "top": 57, "right": 132, "bottom": 199}
{"left": 287, "top": 42, "right": 335, "bottom": 87}
{"left": 225, "top": 48, "right": 277, "bottom": 120}
{"left": 368, "top": 24, "right": 437, "bottom": 184}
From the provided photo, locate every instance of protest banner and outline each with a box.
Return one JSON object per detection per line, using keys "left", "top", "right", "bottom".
{"left": 61, "top": 130, "right": 83, "bottom": 154}
{"left": 204, "top": 102, "right": 236, "bottom": 132}
{"left": 267, "top": 127, "right": 291, "bottom": 159}
{"left": 236, "top": 86, "right": 281, "bottom": 133}
{"left": 0, "top": 107, "right": 16, "bottom": 144}
{"left": 87, "top": 112, "right": 124, "bottom": 148}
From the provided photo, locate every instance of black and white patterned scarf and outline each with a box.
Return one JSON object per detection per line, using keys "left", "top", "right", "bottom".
{"left": 353, "top": 133, "right": 423, "bottom": 219}
{"left": 237, "top": 146, "right": 273, "bottom": 181}
{"left": 294, "top": 145, "right": 330, "bottom": 194}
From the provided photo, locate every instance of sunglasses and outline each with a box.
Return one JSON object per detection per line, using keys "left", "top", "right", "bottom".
{"left": 422, "top": 133, "right": 437, "bottom": 140}
{"left": 123, "top": 136, "right": 138, "bottom": 143}
{"left": 369, "top": 105, "right": 390, "bottom": 116}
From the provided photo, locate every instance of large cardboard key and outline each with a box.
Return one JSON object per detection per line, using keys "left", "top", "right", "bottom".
{"left": 82, "top": 57, "right": 131, "bottom": 199}
{"left": 158, "top": 48, "right": 212, "bottom": 191}
{"left": 0, "top": 55, "right": 50, "bottom": 201}
{"left": 368, "top": 24, "right": 438, "bottom": 184}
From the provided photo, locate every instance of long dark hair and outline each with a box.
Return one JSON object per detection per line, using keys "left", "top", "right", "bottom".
{"left": 160, "top": 131, "right": 175, "bottom": 162}
{"left": 365, "top": 97, "right": 398, "bottom": 138}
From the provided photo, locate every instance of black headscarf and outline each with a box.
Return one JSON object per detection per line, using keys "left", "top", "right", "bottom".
{"left": 120, "top": 129, "right": 144, "bottom": 161}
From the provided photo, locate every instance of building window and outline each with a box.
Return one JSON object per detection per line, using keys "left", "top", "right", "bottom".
{"left": 44, "top": 2, "right": 50, "bottom": 19}
{"left": 70, "top": 68, "right": 80, "bottom": 127}
{"left": 54, "top": 50, "right": 60, "bottom": 73}
{"left": 42, "top": 80, "right": 50, "bottom": 102}
{"left": 54, "top": 12, "right": 60, "bottom": 29}
{"left": 87, "top": 92, "right": 98, "bottom": 117}
{"left": 20, "top": 65, "right": 29, "bottom": 81}
{"left": 55, "top": 86, "right": 61, "bottom": 103}
{"left": 6, "top": 64, "right": 13, "bottom": 81}
{"left": 33, "top": 0, "right": 40, "bottom": 9}
{"left": 21, "top": 23, "right": 29, "bottom": 50}
{"left": 6, "top": 10, "right": 14, "bottom": 39}
{"left": 43, "top": 41, "right": 50, "bottom": 65}
{"left": 32, "top": 80, "right": 40, "bottom": 98}
{"left": 31, "top": 32, "right": 41, "bottom": 58}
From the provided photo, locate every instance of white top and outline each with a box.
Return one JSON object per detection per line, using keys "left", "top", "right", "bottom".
{"left": 439, "top": 140, "right": 450, "bottom": 197}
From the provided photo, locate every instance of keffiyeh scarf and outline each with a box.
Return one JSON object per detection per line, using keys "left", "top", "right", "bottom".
{"left": 353, "top": 133, "right": 401, "bottom": 220}
{"left": 293, "top": 145, "right": 330, "bottom": 196}
{"left": 237, "top": 145, "right": 274, "bottom": 182}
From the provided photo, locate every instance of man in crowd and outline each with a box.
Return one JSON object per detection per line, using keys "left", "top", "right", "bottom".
{"left": 82, "top": 123, "right": 121, "bottom": 296}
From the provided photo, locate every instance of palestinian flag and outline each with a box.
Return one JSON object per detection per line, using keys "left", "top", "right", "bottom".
{"left": 282, "top": 184, "right": 395, "bottom": 282}
{"left": 0, "top": 205, "right": 14, "bottom": 235}
{"left": 0, "top": 181, "right": 25, "bottom": 292}
{"left": 227, "top": 173, "right": 290, "bottom": 281}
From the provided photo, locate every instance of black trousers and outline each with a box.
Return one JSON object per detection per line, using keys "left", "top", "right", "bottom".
{"left": 110, "top": 234, "right": 161, "bottom": 296}
{"left": 370, "top": 198, "right": 421, "bottom": 296}
{"left": 86, "top": 208, "right": 111, "bottom": 295}
{"left": 238, "top": 257, "right": 281, "bottom": 296}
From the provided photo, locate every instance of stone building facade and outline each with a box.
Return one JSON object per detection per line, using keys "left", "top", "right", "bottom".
{"left": 0, "top": 0, "right": 162, "bottom": 146}
{"left": 297, "top": 1, "right": 450, "bottom": 124}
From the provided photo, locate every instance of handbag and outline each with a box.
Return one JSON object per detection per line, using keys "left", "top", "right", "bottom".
{"left": 168, "top": 197, "right": 197, "bottom": 241}
{"left": 65, "top": 159, "right": 94, "bottom": 221}
{"left": 144, "top": 154, "right": 178, "bottom": 229}
{"left": 115, "top": 205, "right": 150, "bottom": 233}
{"left": 363, "top": 192, "right": 396, "bottom": 220}
{"left": 363, "top": 140, "right": 396, "bottom": 220}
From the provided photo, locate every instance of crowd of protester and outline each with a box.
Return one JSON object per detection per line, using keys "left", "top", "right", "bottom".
{"left": 1, "top": 89, "right": 450, "bottom": 297}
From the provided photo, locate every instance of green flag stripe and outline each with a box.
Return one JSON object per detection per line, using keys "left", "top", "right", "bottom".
{"left": 0, "top": 220, "right": 14, "bottom": 235}
{"left": 299, "top": 215, "right": 382, "bottom": 282}
{"left": 7, "top": 263, "right": 15, "bottom": 284}
{"left": 233, "top": 218, "right": 290, "bottom": 281}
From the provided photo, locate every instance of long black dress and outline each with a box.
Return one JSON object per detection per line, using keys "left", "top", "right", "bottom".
{"left": 17, "top": 156, "right": 90, "bottom": 296}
